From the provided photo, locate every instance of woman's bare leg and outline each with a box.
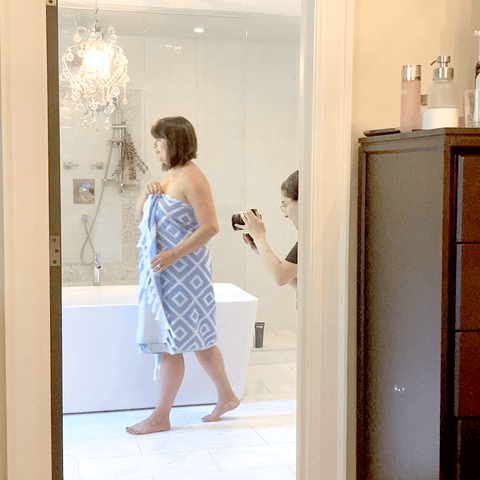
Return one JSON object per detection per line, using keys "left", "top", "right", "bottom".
{"left": 195, "top": 346, "right": 240, "bottom": 422}
{"left": 126, "top": 352, "right": 185, "bottom": 435}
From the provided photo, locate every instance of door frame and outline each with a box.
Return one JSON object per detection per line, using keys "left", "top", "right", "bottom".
{"left": 0, "top": 0, "right": 356, "bottom": 478}
{"left": 297, "top": 0, "right": 355, "bottom": 477}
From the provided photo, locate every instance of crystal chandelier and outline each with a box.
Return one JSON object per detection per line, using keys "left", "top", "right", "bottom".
{"left": 60, "top": 1, "right": 129, "bottom": 131}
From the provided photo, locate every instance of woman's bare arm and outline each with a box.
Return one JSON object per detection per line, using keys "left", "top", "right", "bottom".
{"left": 151, "top": 166, "right": 219, "bottom": 273}
{"left": 135, "top": 182, "right": 163, "bottom": 221}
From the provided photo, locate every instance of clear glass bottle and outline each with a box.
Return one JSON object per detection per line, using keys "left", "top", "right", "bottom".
{"left": 400, "top": 65, "right": 421, "bottom": 133}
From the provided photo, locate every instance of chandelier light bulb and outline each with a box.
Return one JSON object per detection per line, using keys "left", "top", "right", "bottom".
{"left": 59, "top": 7, "right": 129, "bottom": 126}
{"left": 84, "top": 46, "right": 111, "bottom": 77}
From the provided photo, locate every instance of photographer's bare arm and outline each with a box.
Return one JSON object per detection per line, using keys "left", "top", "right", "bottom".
{"left": 240, "top": 209, "right": 297, "bottom": 288}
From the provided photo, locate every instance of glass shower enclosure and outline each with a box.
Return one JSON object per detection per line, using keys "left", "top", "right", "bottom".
{"left": 58, "top": 3, "right": 300, "bottom": 415}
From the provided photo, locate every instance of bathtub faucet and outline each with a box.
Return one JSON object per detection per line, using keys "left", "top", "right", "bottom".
{"left": 94, "top": 253, "right": 102, "bottom": 285}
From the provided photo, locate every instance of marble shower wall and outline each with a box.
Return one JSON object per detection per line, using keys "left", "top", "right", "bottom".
{"left": 60, "top": 87, "right": 144, "bottom": 285}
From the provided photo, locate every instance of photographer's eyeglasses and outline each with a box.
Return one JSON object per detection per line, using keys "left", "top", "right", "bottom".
{"left": 280, "top": 200, "right": 292, "bottom": 213}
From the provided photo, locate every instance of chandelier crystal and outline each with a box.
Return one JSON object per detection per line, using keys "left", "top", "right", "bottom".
{"left": 60, "top": 4, "right": 129, "bottom": 131}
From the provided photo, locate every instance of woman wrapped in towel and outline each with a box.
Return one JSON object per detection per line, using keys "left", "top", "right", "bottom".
{"left": 127, "top": 116, "right": 239, "bottom": 435}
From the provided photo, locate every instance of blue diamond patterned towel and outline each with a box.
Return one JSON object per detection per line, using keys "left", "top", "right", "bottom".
{"left": 136, "top": 194, "right": 217, "bottom": 364}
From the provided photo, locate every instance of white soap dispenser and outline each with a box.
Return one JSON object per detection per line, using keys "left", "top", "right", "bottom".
{"left": 422, "top": 55, "right": 459, "bottom": 128}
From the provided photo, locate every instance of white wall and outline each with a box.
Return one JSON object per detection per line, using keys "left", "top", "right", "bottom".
{"left": 352, "top": 0, "right": 478, "bottom": 136}
{"left": 245, "top": 42, "right": 299, "bottom": 331}
{"left": 349, "top": 0, "right": 480, "bottom": 478}
{"left": 59, "top": 9, "right": 300, "bottom": 331}
{"left": 144, "top": 32, "right": 300, "bottom": 331}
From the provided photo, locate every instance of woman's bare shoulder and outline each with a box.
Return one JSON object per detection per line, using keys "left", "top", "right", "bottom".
{"left": 182, "top": 162, "right": 209, "bottom": 186}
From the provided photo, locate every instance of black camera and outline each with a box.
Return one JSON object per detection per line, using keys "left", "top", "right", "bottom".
{"left": 231, "top": 209, "right": 259, "bottom": 231}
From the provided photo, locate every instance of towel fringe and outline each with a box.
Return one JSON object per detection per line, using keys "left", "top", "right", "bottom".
{"left": 153, "top": 354, "right": 161, "bottom": 381}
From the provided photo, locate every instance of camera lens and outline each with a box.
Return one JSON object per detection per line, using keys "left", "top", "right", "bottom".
{"left": 231, "top": 214, "right": 243, "bottom": 230}
{"left": 231, "top": 209, "right": 258, "bottom": 231}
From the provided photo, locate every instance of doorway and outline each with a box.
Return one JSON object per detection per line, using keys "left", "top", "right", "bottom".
{"left": 0, "top": 0, "right": 355, "bottom": 478}
{"left": 55, "top": 3, "right": 300, "bottom": 479}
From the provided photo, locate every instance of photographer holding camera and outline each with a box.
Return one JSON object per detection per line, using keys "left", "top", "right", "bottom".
{"left": 235, "top": 170, "right": 298, "bottom": 290}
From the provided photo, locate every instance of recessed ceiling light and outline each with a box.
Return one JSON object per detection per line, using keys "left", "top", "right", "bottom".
{"left": 194, "top": 28, "right": 205, "bottom": 33}
{"left": 166, "top": 45, "right": 173, "bottom": 48}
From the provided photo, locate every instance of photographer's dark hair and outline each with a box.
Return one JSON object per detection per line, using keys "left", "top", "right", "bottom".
{"left": 281, "top": 170, "right": 299, "bottom": 201}
{"left": 151, "top": 116, "right": 198, "bottom": 170}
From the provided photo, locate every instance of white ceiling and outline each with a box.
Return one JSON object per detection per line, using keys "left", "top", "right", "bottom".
{"left": 59, "top": 4, "right": 301, "bottom": 43}
{"left": 59, "top": 0, "right": 301, "bottom": 17}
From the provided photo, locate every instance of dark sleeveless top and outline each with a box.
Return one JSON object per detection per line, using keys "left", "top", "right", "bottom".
{"left": 285, "top": 242, "right": 298, "bottom": 264}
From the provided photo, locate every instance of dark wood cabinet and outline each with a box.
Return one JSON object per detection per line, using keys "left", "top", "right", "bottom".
{"left": 357, "top": 129, "right": 480, "bottom": 480}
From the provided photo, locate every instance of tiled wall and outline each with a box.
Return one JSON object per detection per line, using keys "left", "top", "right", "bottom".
{"left": 59, "top": 10, "right": 299, "bottom": 330}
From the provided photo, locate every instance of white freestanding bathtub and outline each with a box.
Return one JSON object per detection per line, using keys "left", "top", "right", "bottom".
{"left": 62, "top": 283, "right": 258, "bottom": 414}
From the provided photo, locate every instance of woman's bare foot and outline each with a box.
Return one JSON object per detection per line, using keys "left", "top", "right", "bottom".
{"left": 126, "top": 414, "right": 171, "bottom": 435}
{"left": 202, "top": 396, "right": 240, "bottom": 422}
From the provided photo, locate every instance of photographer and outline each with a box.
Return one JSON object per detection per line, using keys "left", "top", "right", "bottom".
{"left": 238, "top": 170, "right": 298, "bottom": 290}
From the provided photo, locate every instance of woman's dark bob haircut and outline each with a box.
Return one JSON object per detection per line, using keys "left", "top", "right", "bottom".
{"left": 281, "top": 170, "right": 299, "bottom": 201}
{"left": 151, "top": 116, "right": 198, "bottom": 170}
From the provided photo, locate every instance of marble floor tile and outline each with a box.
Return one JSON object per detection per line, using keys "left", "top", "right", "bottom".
{"left": 126, "top": 412, "right": 192, "bottom": 430}
{"left": 263, "top": 378, "right": 297, "bottom": 394}
{"left": 249, "top": 349, "right": 297, "bottom": 365}
{"left": 208, "top": 443, "right": 296, "bottom": 471}
{"left": 243, "top": 380, "right": 272, "bottom": 396}
{"left": 123, "top": 408, "right": 154, "bottom": 419}
{"left": 64, "top": 410, "right": 126, "bottom": 426}
{"left": 229, "top": 400, "right": 296, "bottom": 416}
{"left": 63, "top": 423, "right": 73, "bottom": 442}
{"left": 152, "top": 465, "right": 296, "bottom": 480}
{"left": 246, "top": 363, "right": 297, "bottom": 382}
{"left": 253, "top": 425, "right": 296, "bottom": 445}
{"left": 190, "top": 412, "right": 296, "bottom": 430}
{"left": 242, "top": 392, "right": 296, "bottom": 403}
{"left": 63, "top": 436, "right": 142, "bottom": 462}
{"left": 136, "top": 426, "right": 265, "bottom": 455}
{"left": 69, "top": 418, "right": 131, "bottom": 441}
{"left": 63, "top": 461, "right": 80, "bottom": 480}
{"left": 70, "top": 416, "right": 192, "bottom": 442}
{"left": 62, "top": 360, "right": 298, "bottom": 479}
{"left": 287, "top": 364, "right": 297, "bottom": 373}
{"left": 77, "top": 450, "right": 220, "bottom": 480}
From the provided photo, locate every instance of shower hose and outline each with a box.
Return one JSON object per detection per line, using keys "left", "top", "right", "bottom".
{"left": 80, "top": 134, "right": 117, "bottom": 266}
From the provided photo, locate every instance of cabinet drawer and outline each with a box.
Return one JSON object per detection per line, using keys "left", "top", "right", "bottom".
{"left": 455, "top": 332, "right": 480, "bottom": 417}
{"left": 457, "top": 419, "right": 480, "bottom": 480}
{"left": 456, "top": 244, "right": 480, "bottom": 330}
{"left": 457, "top": 155, "right": 480, "bottom": 243}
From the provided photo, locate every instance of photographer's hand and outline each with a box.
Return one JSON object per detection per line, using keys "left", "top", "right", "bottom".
{"left": 243, "top": 233, "right": 258, "bottom": 253}
{"left": 239, "top": 209, "right": 266, "bottom": 240}
{"left": 239, "top": 210, "right": 296, "bottom": 287}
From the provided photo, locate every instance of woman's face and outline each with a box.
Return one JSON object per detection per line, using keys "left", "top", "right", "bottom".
{"left": 153, "top": 138, "right": 168, "bottom": 165}
{"left": 281, "top": 194, "right": 298, "bottom": 230}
